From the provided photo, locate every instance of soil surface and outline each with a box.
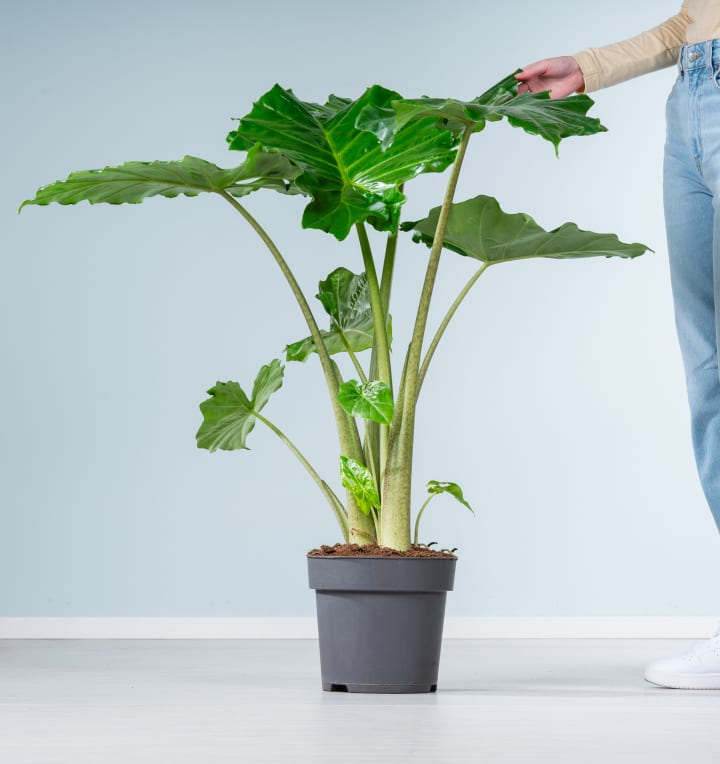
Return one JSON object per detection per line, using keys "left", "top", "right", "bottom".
{"left": 307, "top": 543, "right": 457, "bottom": 559}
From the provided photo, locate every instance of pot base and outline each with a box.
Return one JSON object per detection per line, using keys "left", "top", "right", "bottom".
{"left": 324, "top": 682, "right": 437, "bottom": 693}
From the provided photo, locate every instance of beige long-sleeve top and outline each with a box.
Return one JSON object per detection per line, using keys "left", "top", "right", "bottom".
{"left": 573, "top": 1, "right": 720, "bottom": 92}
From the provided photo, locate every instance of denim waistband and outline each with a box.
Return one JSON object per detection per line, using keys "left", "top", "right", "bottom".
{"left": 678, "top": 39, "right": 720, "bottom": 74}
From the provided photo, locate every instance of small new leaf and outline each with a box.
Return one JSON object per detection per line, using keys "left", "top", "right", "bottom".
{"left": 285, "top": 267, "right": 392, "bottom": 362}
{"left": 338, "top": 379, "right": 394, "bottom": 425}
{"left": 196, "top": 359, "right": 284, "bottom": 452}
{"left": 427, "top": 481, "right": 474, "bottom": 513}
{"left": 340, "top": 456, "right": 380, "bottom": 516}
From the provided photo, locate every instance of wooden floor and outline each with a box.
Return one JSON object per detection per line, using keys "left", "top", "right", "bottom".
{"left": 1, "top": 639, "right": 719, "bottom": 763}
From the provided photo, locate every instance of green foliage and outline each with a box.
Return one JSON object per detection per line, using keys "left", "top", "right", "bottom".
{"left": 338, "top": 380, "right": 394, "bottom": 425}
{"left": 404, "top": 195, "right": 649, "bottom": 263}
{"left": 196, "top": 359, "right": 284, "bottom": 451}
{"left": 24, "top": 70, "right": 652, "bottom": 552}
{"left": 20, "top": 146, "right": 302, "bottom": 210}
{"left": 357, "top": 72, "right": 606, "bottom": 155}
{"left": 339, "top": 456, "right": 380, "bottom": 516}
{"left": 426, "top": 481, "right": 474, "bottom": 513}
{"left": 227, "top": 84, "right": 458, "bottom": 239}
{"left": 286, "top": 267, "right": 391, "bottom": 362}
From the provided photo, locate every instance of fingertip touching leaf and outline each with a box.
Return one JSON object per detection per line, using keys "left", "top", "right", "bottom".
{"left": 361, "top": 70, "right": 606, "bottom": 155}
{"left": 405, "top": 195, "right": 650, "bottom": 263}
{"left": 196, "top": 359, "right": 284, "bottom": 452}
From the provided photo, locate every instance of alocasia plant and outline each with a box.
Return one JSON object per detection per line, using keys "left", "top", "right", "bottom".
{"left": 21, "top": 72, "right": 649, "bottom": 551}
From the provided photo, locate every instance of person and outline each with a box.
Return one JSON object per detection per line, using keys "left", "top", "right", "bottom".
{"left": 516, "top": 1, "right": 720, "bottom": 690}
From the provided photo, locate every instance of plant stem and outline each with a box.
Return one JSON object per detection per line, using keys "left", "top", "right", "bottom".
{"left": 356, "top": 222, "right": 392, "bottom": 389}
{"left": 417, "top": 261, "right": 491, "bottom": 392}
{"left": 365, "top": 224, "right": 400, "bottom": 484}
{"left": 380, "top": 127, "right": 473, "bottom": 551}
{"left": 356, "top": 221, "right": 392, "bottom": 482}
{"left": 413, "top": 494, "right": 436, "bottom": 546}
{"left": 405, "top": 126, "right": 473, "bottom": 399}
{"left": 255, "top": 412, "right": 349, "bottom": 540}
{"left": 380, "top": 219, "right": 399, "bottom": 315}
{"left": 219, "top": 191, "right": 374, "bottom": 543}
{"left": 338, "top": 333, "right": 368, "bottom": 383}
{"left": 369, "top": 505, "right": 380, "bottom": 541}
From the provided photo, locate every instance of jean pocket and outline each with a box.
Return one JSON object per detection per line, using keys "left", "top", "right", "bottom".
{"left": 712, "top": 65, "right": 720, "bottom": 90}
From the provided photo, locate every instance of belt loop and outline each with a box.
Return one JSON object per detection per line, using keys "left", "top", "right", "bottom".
{"left": 707, "top": 39, "right": 714, "bottom": 74}
{"left": 678, "top": 44, "right": 685, "bottom": 75}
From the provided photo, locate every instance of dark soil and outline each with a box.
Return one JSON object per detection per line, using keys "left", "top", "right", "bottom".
{"left": 307, "top": 543, "right": 457, "bottom": 559}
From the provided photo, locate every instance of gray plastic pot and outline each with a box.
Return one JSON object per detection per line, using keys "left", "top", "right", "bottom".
{"left": 307, "top": 555, "right": 456, "bottom": 693}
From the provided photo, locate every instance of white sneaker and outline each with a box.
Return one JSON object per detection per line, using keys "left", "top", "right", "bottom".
{"left": 644, "top": 623, "right": 720, "bottom": 689}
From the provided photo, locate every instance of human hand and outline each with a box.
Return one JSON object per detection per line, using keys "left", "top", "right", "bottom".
{"left": 515, "top": 56, "right": 585, "bottom": 99}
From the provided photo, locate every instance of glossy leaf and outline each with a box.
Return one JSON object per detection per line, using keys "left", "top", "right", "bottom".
{"left": 285, "top": 267, "right": 391, "bottom": 362}
{"left": 21, "top": 145, "right": 303, "bottom": 210}
{"left": 338, "top": 379, "right": 394, "bottom": 425}
{"left": 426, "top": 481, "right": 474, "bottom": 513}
{"left": 339, "top": 456, "right": 380, "bottom": 516}
{"left": 404, "top": 195, "right": 650, "bottom": 263}
{"left": 358, "top": 71, "right": 606, "bottom": 155}
{"left": 196, "top": 359, "right": 284, "bottom": 452}
{"left": 227, "top": 84, "right": 457, "bottom": 239}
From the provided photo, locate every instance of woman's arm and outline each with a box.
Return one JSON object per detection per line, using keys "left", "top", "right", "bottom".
{"left": 516, "top": 3, "right": 692, "bottom": 98}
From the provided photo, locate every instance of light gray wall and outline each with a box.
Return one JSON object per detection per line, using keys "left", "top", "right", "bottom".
{"left": 3, "top": 0, "right": 718, "bottom": 617}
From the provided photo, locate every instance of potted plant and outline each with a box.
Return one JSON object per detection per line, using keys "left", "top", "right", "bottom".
{"left": 21, "top": 72, "right": 648, "bottom": 693}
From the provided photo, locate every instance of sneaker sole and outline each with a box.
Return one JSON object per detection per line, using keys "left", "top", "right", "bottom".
{"left": 644, "top": 669, "right": 720, "bottom": 690}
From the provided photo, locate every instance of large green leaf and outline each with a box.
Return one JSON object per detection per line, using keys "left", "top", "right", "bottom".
{"left": 339, "top": 456, "right": 380, "bottom": 516}
{"left": 196, "top": 359, "right": 284, "bottom": 452}
{"left": 20, "top": 145, "right": 303, "bottom": 210}
{"left": 285, "top": 267, "right": 391, "bottom": 362}
{"left": 358, "top": 71, "right": 605, "bottom": 155}
{"left": 227, "top": 84, "right": 458, "bottom": 239}
{"left": 404, "top": 195, "right": 649, "bottom": 263}
{"left": 338, "top": 379, "right": 394, "bottom": 425}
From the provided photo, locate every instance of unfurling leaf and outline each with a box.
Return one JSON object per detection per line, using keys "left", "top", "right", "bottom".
{"left": 340, "top": 456, "right": 380, "bottom": 516}
{"left": 338, "top": 379, "right": 394, "bottom": 425}
{"left": 426, "top": 481, "right": 474, "bottom": 513}
{"left": 404, "top": 195, "right": 649, "bottom": 263}
{"left": 21, "top": 145, "right": 303, "bottom": 210}
{"left": 285, "top": 267, "right": 392, "bottom": 362}
{"left": 196, "top": 359, "right": 284, "bottom": 452}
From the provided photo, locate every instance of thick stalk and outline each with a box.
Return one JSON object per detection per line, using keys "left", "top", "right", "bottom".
{"left": 417, "top": 261, "right": 491, "bottom": 392}
{"left": 256, "top": 412, "right": 349, "bottom": 540}
{"left": 219, "top": 192, "right": 374, "bottom": 543}
{"left": 380, "top": 128, "right": 474, "bottom": 550}
{"left": 356, "top": 223, "right": 392, "bottom": 389}
{"left": 356, "top": 222, "right": 392, "bottom": 481}
{"left": 365, "top": 224, "right": 400, "bottom": 490}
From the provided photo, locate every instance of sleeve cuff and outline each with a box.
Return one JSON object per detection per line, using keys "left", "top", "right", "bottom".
{"left": 571, "top": 50, "right": 601, "bottom": 93}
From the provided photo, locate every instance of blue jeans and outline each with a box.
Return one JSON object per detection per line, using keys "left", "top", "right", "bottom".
{"left": 665, "top": 39, "right": 720, "bottom": 535}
